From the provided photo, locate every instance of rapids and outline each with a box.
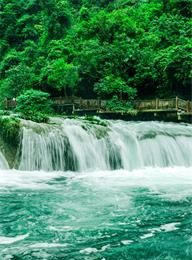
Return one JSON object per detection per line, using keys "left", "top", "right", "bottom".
{"left": 1, "top": 119, "right": 191, "bottom": 171}
{"left": 0, "top": 119, "right": 192, "bottom": 259}
{"left": 0, "top": 167, "right": 192, "bottom": 259}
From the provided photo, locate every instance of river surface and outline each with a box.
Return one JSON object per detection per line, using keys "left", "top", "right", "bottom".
{"left": 0, "top": 120, "right": 192, "bottom": 259}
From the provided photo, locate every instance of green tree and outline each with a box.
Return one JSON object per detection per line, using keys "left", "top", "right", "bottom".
{"left": 0, "top": 0, "right": 191, "bottom": 110}
{"left": 47, "top": 58, "right": 79, "bottom": 97}
{"left": 16, "top": 89, "right": 53, "bottom": 122}
{"left": 94, "top": 74, "right": 137, "bottom": 110}
{"left": 0, "top": 64, "right": 37, "bottom": 101}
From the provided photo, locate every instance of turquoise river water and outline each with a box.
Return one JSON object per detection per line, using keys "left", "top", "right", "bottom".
{"left": 0, "top": 120, "right": 192, "bottom": 259}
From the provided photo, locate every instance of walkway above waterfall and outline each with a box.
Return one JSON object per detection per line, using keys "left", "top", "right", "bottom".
{"left": 46, "top": 97, "right": 190, "bottom": 123}
{"left": 52, "top": 96, "right": 192, "bottom": 113}
{"left": 4, "top": 96, "right": 192, "bottom": 113}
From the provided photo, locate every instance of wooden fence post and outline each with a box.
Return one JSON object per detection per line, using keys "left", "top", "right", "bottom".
{"left": 72, "top": 104, "right": 75, "bottom": 114}
{"left": 98, "top": 98, "right": 101, "bottom": 110}
{"left": 156, "top": 98, "right": 159, "bottom": 110}
{"left": 4, "top": 98, "right": 8, "bottom": 109}
{"left": 187, "top": 100, "right": 190, "bottom": 113}
{"left": 176, "top": 96, "right": 179, "bottom": 110}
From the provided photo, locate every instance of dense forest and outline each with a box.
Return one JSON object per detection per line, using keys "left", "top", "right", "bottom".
{"left": 0, "top": 0, "right": 191, "bottom": 108}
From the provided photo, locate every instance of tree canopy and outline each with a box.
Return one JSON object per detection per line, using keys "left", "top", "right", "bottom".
{"left": 0, "top": 0, "right": 191, "bottom": 106}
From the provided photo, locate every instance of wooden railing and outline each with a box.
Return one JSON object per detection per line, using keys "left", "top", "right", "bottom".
{"left": 53, "top": 97, "right": 192, "bottom": 112}
{"left": 134, "top": 97, "right": 192, "bottom": 113}
{"left": 177, "top": 98, "right": 192, "bottom": 112}
{"left": 3, "top": 97, "right": 192, "bottom": 113}
{"left": 52, "top": 97, "right": 108, "bottom": 110}
{"left": 3, "top": 98, "right": 17, "bottom": 109}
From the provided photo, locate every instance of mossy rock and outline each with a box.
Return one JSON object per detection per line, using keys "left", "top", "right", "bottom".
{"left": 93, "top": 126, "right": 108, "bottom": 139}
{"left": 84, "top": 115, "right": 108, "bottom": 127}
{"left": 81, "top": 121, "right": 109, "bottom": 140}
{"left": 0, "top": 116, "right": 21, "bottom": 168}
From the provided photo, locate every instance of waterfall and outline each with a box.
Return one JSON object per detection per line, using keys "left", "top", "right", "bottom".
{"left": 0, "top": 150, "right": 9, "bottom": 169}
{"left": 18, "top": 119, "right": 192, "bottom": 172}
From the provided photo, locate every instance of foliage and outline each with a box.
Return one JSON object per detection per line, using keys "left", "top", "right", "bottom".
{"left": 0, "top": 116, "right": 20, "bottom": 146}
{"left": 107, "top": 95, "right": 135, "bottom": 112}
{"left": 0, "top": 0, "right": 191, "bottom": 113}
{"left": 16, "top": 89, "right": 53, "bottom": 122}
{"left": 0, "top": 64, "right": 37, "bottom": 101}
{"left": 84, "top": 116, "right": 108, "bottom": 127}
{"left": 47, "top": 58, "right": 79, "bottom": 96}
{"left": 94, "top": 75, "right": 137, "bottom": 100}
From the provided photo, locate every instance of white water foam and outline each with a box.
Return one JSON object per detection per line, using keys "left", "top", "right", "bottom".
{"left": 18, "top": 120, "right": 192, "bottom": 172}
{"left": 29, "top": 243, "right": 68, "bottom": 248}
{"left": 0, "top": 167, "right": 191, "bottom": 201}
{"left": 0, "top": 234, "right": 29, "bottom": 245}
{"left": 121, "top": 240, "right": 134, "bottom": 245}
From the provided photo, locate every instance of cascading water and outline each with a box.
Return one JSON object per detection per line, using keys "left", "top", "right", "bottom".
{"left": 0, "top": 150, "right": 9, "bottom": 169}
{"left": 18, "top": 118, "right": 192, "bottom": 171}
{"left": 1, "top": 118, "right": 192, "bottom": 260}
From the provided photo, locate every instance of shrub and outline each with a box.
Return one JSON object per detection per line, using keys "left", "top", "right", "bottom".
{"left": 0, "top": 116, "right": 20, "bottom": 146}
{"left": 106, "top": 95, "right": 135, "bottom": 112}
{"left": 16, "top": 89, "right": 53, "bottom": 122}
